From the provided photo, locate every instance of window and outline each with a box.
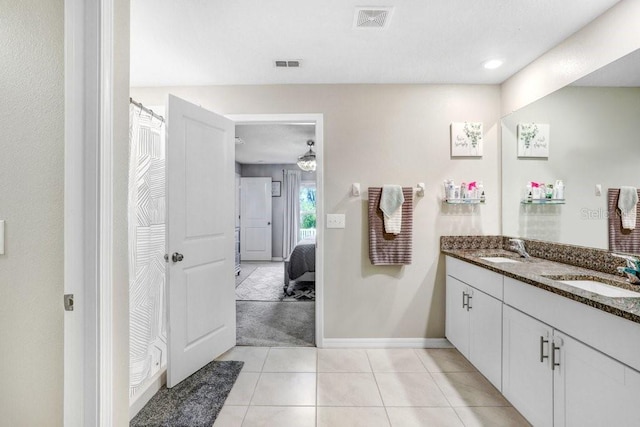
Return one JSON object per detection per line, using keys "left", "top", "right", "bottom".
{"left": 299, "top": 183, "right": 316, "bottom": 240}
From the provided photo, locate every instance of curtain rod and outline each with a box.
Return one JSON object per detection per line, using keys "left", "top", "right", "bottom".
{"left": 130, "top": 97, "right": 165, "bottom": 122}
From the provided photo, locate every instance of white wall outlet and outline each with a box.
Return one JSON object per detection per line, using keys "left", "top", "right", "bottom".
{"left": 595, "top": 184, "right": 602, "bottom": 196}
{"left": 326, "top": 214, "right": 346, "bottom": 229}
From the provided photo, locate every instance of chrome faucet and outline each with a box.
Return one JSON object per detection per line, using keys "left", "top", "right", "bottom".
{"left": 509, "top": 238, "right": 530, "bottom": 258}
{"left": 612, "top": 253, "right": 640, "bottom": 284}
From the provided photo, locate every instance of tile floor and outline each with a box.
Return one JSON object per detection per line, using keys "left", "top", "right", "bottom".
{"left": 214, "top": 347, "right": 531, "bottom": 427}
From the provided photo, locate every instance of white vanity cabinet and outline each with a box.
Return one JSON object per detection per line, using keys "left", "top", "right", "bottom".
{"left": 445, "top": 257, "right": 503, "bottom": 390}
{"left": 503, "top": 276, "right": 640, "bottom": 427}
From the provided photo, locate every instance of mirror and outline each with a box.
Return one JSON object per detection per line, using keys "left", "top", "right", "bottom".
{"left": 501, "top": 49, "right": 640, "bottom": 250}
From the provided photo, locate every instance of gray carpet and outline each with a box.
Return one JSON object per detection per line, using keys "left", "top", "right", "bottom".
{"left": 236, "top": 301, "right": 315, "bottom": 347}
{"left": 235, "top": 262, "right": 260, "bottom": 287}
{"left": 235, "top": 263, "right": 284, "bottom": 300}
{"left": 130, "top": 360, "right": 243, "bottom": 427}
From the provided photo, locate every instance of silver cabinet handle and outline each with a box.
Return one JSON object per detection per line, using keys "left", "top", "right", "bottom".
{"left": 462, "top": 291, "right": 468, "bottom": 309}
{"left": 540, "top": 336, "right": 549, "bottom": 362}
{"left": 172, "top": 252, "right": 184, "bottom": 262}
{"left": 551, "top": 343, "right": 561, "bottom": 370}
{"left": 466, "top": 293, "right": 473, "bottom": 311}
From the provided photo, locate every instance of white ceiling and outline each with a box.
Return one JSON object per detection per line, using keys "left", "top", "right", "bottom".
{"left": 235, "top": 124, "right": 315, "bottom": 164}
{"left": 571, "top": 48, "right": 640, "bottom": 87}
{"left": 130, "top": 0, "right": 620, "bottom": 87}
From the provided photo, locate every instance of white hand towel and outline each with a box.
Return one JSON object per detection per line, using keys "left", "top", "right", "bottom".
{"left": 618, "top": 186, "right": 638, "bottom": 230}
{"left": 380, "top": 185, "right": 405, "bottom": 234}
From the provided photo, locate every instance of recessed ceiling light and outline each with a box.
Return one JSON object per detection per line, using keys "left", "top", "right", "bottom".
{"left": 483, "top": 59, "right": 503, "bottom": 70}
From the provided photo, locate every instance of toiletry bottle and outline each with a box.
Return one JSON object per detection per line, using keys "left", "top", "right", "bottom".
{"left": 546, "top": 184, "right": 553, "bottom": 199}
{"left": 460, "top": 182, "right": 467, "bottom": 199}
{"left": 526, "top": 183, "right": 533, "bottom": 203}
{"left": 477, "top": 181, "right": 484, "bottom": 202}
{"left": 555, "top": 180, "right": 564, "bottom": 199}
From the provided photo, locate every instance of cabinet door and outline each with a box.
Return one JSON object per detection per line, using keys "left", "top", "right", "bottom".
{"left": 554, "top": 331, "right": 640, "bottom": 427}
{"left": 503, "top": 306, "right": 553, "bottom": 427}
{"left": 469, "top": 289, "right": 502, "bottom": 391}
{"left": 446, "top": 276, "right": 469, "bottom": 357}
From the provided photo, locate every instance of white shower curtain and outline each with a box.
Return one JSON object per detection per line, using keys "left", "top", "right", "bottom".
{"left": 128, "top": 104, "right": 167, "bottom": 399}
{"left": 283, "top": 169, "right": 302, "bottom": 258}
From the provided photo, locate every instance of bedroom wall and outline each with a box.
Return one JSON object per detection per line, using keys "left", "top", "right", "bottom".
{"left": 131, "top": 84, "right": 501, "bottom": 340}
{"left": 0, "top": 0, "right": 64, "bottom": 424}
{"left": 240, "top": 164, "right": 316, "bottom": 259}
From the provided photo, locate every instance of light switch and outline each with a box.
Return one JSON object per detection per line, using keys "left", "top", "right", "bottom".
{"left": 0, "top": 220, "right": 4, "bottom": 255}
{"left": 326, "top": 214, "right": 346, "bottom": 229}
{"left": 595, "top": 184, "right": 602, "bottom": 197}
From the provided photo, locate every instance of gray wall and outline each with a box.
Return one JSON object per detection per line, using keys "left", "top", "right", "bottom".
{"left": 132, "top": 84, "right": 502, "bottom": 339}
{"left": 0, "top": 0, "right": 64, "bottom": 424}
{"left": 240, "top": 164, "right": 316, "bottom": 258}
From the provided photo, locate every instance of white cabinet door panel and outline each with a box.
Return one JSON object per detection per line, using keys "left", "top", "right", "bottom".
{"left": 469, "top": 289, "right": 502, "bottom": 391}
{"left": 446, "top": 276, "right": 470, "bottom": 357}
{"left": 502, "top": 305, "right": 553, "bottom": 427}
{"left": 554, "top": 331, "right": 640, "bottom": 427}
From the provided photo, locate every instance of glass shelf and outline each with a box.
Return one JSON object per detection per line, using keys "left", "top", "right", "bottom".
{"left": 521, "top": 198, "right": 566, "bottom": 205}
{"left": 445, "top": 198, "right": 485, "bottom": 204}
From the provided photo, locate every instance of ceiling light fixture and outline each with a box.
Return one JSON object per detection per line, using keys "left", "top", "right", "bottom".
{"left": 297, "top": 140, "right": 316, "bottom": 172}
{"left": 483, "top": 59, "right": 504, "bottom": 70}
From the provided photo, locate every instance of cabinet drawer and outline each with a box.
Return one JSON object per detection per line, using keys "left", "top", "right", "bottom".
{"left": 504, "top": 276, "right": 640, "bottom": 373}
{"left": 446, "top": 256, "right": 504, "bottom": 300}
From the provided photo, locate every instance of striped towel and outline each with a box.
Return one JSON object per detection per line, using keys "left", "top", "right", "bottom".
{"left": 608, "top": 188, "right": 640, "bottom": 253}
{"left": 368, "top": 187, "right": 413, "bottom": 265}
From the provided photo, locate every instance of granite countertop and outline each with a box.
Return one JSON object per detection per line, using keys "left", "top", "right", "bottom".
{"left": 442, "top": 248, "right": 640, "bottom": 324}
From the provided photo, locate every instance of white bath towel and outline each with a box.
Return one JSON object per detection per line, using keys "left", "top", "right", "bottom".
{"left": 618, "top": 186, "right": 638, "bottom": 230}
{"left": 381, "top": 185, "right": 405, "bottom": 234}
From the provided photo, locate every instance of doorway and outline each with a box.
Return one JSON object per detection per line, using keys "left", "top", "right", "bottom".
{"left": 233, "top": 119, "right": 322, "bottom": 347}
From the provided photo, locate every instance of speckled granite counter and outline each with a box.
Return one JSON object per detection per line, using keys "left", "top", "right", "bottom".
{"left": 441, "top": 237, "right": 640, "bottom": 324}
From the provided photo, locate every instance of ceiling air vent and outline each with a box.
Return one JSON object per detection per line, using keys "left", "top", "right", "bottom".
{"left": 354, "top": 7, "right": 393, "bottom": 29}
{"left": 274, "top": 60, "right": 302, "bottom": 68}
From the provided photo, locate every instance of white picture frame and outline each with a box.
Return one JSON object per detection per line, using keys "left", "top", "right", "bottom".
{"left": 451, "top": 122, "right": 483, "bottom": 157}
{"left": 517, "top": 123, "right": 550, "bottom": 158}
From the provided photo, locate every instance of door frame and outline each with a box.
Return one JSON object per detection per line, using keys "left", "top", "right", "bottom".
{"left": 64, "top": 0, "right": 115, "bottom": 424}
{"left": 228, "top": 113, "right": 325, "bottom": 348}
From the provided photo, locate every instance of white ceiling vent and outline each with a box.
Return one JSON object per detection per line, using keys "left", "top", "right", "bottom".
{"left": 354, "top": 7, "right": 393, "bottom": 29}
{"left": 274, "top": 60, "right": 302, "bottom": 68}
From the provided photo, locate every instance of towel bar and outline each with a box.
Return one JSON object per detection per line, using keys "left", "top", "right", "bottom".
{"left": 352, "top": 183, "right": 425, "bottom": 198}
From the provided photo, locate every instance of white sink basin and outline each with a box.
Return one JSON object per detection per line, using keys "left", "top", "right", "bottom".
{"left": 479, "top": 256, "right": 521, "bottom": 264}
{"left": 558, "top": 280, "right": 640, "bottom": 298}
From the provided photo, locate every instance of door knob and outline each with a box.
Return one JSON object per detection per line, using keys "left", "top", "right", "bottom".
{"left": 267, "top": 222, "right": 271, "bottom": 225}
{"left": 172, "top": 252, "right": 184, "bottom": 262}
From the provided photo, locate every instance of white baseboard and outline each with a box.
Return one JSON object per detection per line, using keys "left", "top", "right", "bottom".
{"left": 271, "top": 257, "right": 284, "bottom": 262}
{"left": 321, "top": 338, "right": 453, "bottom": 349}
{"left": 129, "top": 369, "right": 166, "bottom": 420}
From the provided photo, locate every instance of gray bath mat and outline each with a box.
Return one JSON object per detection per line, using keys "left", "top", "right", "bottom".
{"left": 130, "top": 360, "right": 243, "bottom": 427}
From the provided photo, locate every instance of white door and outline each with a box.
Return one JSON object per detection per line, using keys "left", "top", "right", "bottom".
{"left": 166, "top": 95, "right": 236, "bottom": 387}
{"left": 553, "top": 331, "right": 640, "bottom": 427}
{"left": 445, "top": 276, "right": 470, "bottom": 357}
{"left": 502, "top": 305, "right": 553, "bottom": 427}
{"left": 240, "top": 177, "right": 273, "bottom": 261}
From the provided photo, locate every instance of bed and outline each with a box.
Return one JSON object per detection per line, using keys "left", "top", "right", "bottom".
{"left": 284, "top": 238, "right": 316, "bottom": 294}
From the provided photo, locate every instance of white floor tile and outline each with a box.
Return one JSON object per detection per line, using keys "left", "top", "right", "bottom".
{"left": 262, "top": 347, "right": 317, "bottom": 372}
{"left": 216, "top": 346, "right": 270, "bottom": 372}
{"left": 317, "top": 407, "right": 390, "bottom": 427}
{"left": 242, "top": 406, "right": 316, "bottom": 427}
{"left": 224, "top": 372, "right": 260, "bottom": 406}
{"left": 415, "top": 348, "right": 477, "bottom": 373}
{"left": 318, "top": 349, "right": 372, "bottom": 372}
{"left": 317, "top": 373, "right": 383, "bottom": 407}
{"left": 212, "top": 405, "right": 247, "bottom": 427}
{"left": 375, "top": 372, "right": 450, "bottom": 407}
{"left": 386, "top": 407, "right": 464, "bottom": 427}
{"left": 250, "top": 372, "right": 316, "bottom": 406}
{"left": 454, "top": 406, "right": 532, "bottom": 426}
{"left": 431, "top": 372, "right": 509, "bottom": 407}
{"left": 367, "top": 349, "right": 426, "bottom": 372}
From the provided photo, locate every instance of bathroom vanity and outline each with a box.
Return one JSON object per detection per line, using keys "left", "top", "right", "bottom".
{"left": 443, "top": 237, "right": 640, "bottom": 427}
